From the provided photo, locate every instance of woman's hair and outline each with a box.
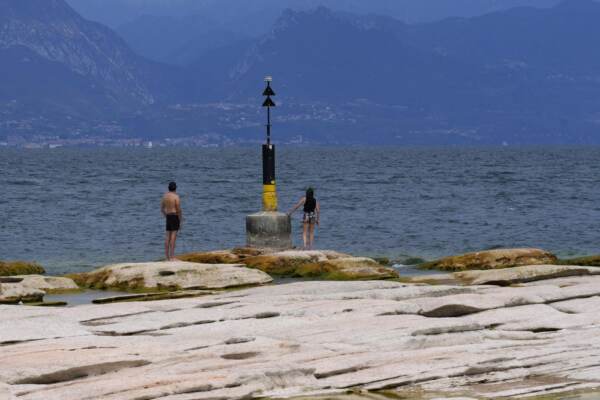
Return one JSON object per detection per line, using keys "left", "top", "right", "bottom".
{"left": 306, "top": 187, "right": 315, "bottom": 200}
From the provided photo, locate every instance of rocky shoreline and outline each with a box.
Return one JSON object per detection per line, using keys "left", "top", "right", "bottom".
{"left": 1, "top": 250, "right": 399, "bottom": 305}
{"left": 2, "top": 248, "right": 600, "bottom": 399}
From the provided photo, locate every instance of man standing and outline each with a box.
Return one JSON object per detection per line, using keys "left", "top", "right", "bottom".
{"left": 161, "top": 182, "right": 182, "bottom": 261}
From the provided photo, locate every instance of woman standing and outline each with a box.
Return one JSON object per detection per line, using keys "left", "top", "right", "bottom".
{"left": 288, "top": 188, "right": 320, "bottom": 249}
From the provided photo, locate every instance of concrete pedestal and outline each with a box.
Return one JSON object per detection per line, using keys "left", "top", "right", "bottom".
{"left": 246, "top": 211, "right": 292, "bottom": 250}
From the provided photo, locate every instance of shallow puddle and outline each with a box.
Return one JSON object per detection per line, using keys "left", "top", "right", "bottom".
{"left": 44, "top": 290, "right": 129, "bottom": 306}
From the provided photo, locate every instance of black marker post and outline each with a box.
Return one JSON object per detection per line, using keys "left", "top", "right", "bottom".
{"left": 246, "top": 76, "right": 292, "bottom": 249}
{"left": 262, "top": 76, "right": 277, "bottom": 211}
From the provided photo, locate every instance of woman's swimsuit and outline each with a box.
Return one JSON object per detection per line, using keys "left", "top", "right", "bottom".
{"left": 166, "top": 213, "right": 180, "bottom": 232}
{"left": 303, "top": 198, "right": 317, "bottom": 224}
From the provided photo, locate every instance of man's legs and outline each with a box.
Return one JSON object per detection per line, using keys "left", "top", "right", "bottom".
{"left": 165, "top": 232, "right": 171, "bottom": 261}
{"left": 169, "top": 231, "right": 178, "bottom": 260}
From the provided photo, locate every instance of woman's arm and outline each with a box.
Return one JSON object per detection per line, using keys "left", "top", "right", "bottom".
{"left": 288, "top": 197, "right": 306, "bottom": 216}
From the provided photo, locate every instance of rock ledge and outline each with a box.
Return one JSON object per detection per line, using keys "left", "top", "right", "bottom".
{"left": 69, "top": 261, "right": 273, "bottom": 291}
{"left": 420, "top": 248, "right": 557, "bottom": 271}
{"left": 180, "top": 248, "right": 398, "bottom": 280}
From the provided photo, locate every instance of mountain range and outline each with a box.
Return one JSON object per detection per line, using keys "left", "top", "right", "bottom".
{"left": 70, "top": 0, "right": 562, "bottom": 65}
{"left": 2, "top": 0, "right": 600, "bottom": 145}
{"left": 66, "top": 0, "right": 562, "bottom": 29}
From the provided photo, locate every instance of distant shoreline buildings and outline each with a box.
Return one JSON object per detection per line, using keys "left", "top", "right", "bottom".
{"left": 0, "top": 134, "right": 311, "bottom": 149}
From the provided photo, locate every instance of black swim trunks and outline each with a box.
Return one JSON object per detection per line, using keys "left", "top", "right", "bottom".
{"left": 166, "top": 214, "right": 180, "bottom": 232}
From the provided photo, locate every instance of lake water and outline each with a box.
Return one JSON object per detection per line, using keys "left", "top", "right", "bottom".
{"left": 2, "top": 146, "right": 600, "bottom": 275}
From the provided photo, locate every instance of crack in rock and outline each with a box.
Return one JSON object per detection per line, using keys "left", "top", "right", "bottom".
{"left": 159, "top": 320, "right": 215, "bottom": 330}
{"left": 184, "top": 345, "right": 210, "bottom": 351}
{"left": 195, "top": 301, "right": 237, "bottom": 308}
{"left": 80, "top": 311, "right": 155, "bottom": 326}
{"left": 68, "top": 346, "right": 118, "bottom": 351}
{"left": 224, "top": 337, "right": 256, "bottom": 345}
{"left": 528, "top": 327, "right": 563, "bottom": 333}
{"left": 411, "top": 324, "right": 489, "bottom": 336}
{"left": 0, "top": 339, "right": 42, "bottom": 347}
{"left": 422, "top": 304, "right": 484, "bottom": 318}
{"left": 221, "top": 351, "right": 260, "bottom": 360}
{"left": 315, "top": 365, "right": 369, "bottom": 379}
{"left": 12, "top": 360, "right": 151, "bottom": 385}
{"left": 93, "top": 329, "right": 155, "bottom": 337}
{"left": 237, "top": 311, "right": 281, "bottom": 320}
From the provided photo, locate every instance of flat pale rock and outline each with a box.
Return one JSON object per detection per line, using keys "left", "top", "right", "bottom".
{"left": 4, "top": 279, "right": 600, "bottom": 399}
{"left": 0, "top": 382, "right": 14, "bottom": 399}
{"left": 12, "top": 275, "right": 79, "bottom": 293}
{"left": 420, "top": 248, "right": 557, "bottom": 271}
{"left": 70, "top": 261, "right": 273, "bottom": 291}
{"left": 455, "top": 264, "right": 600, "bottom": 286}
{"left": 0, "top": 282, "right": 44, "bottom": 304}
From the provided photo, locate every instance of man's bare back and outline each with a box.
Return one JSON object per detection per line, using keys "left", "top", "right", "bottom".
{"left": 161, "top": 192, "right": 181, "bottom": 216}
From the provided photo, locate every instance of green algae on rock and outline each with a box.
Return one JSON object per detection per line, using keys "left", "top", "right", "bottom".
{"left": 178, "top": 247, "right": 263, "bottom": 264}
{"left": 0, "top": 261, "right": 45, "bottom": 277}
{"left": 180, "top": 249, "right": 399, "bottom": 280}
{"left": 419, "top": 248, "right": 557, "bottom": 272}
{"left": 557, "top": 255, "right": 600, "bottom": 267}
{"left": 27, "top": 301, "right": 68, "bottom": 307}
{"left": 68, "top": 261, "right": 273, "bottom": 292}
{"left": 372, "top": 257, "right": 391, "bottom": 266}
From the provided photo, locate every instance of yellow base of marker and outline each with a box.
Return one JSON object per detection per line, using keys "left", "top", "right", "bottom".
{"left": 263, "top": 183, "right": 278, "bottom": 212}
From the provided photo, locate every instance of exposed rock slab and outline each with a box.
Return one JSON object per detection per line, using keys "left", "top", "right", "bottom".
{"left": 11, "top": 275, "right": 79, "bottom": 293}
{"left": 0, "top": 261, "right": 45, "bottom": 277}
{"left": 180, "top": 249, "right": 398, "bottom": 280}
{"left": 0, "top": 276, "right": 78, "bottom": 304}
{"left": 454, "top": 264, "right": 600, "bottom": 286}
{"left": 3, "top": 276, "right": 600, "bottom": 399}
{"left": 420, "top": 248, "right": 557, "bottom": 271}
{"left": 0, "top": 282, "right": 44, "bottom": 304}
{"left": 68, "top": 261, "right": 273, "bottom": 291}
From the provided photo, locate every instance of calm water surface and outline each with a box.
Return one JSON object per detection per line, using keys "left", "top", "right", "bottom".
{"left": 2, "top": 147, "right": 600, "bottom": 275}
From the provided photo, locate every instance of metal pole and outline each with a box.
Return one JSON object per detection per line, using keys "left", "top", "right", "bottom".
{"left": 267, "top": 106, "right": 271, "bottom": 145}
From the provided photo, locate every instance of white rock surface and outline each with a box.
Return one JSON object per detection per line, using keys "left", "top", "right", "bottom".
{"left": 2, "top": 278, "right": 600, "bottom": 399}
{"left": 12, "top": 275, "right": 79, "bottom": 292}
{"left": 0, "top": 283, "right": 44, "bottom": 303}
{"left": 77, "top": 261, "right": 273, "bottom": 290}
